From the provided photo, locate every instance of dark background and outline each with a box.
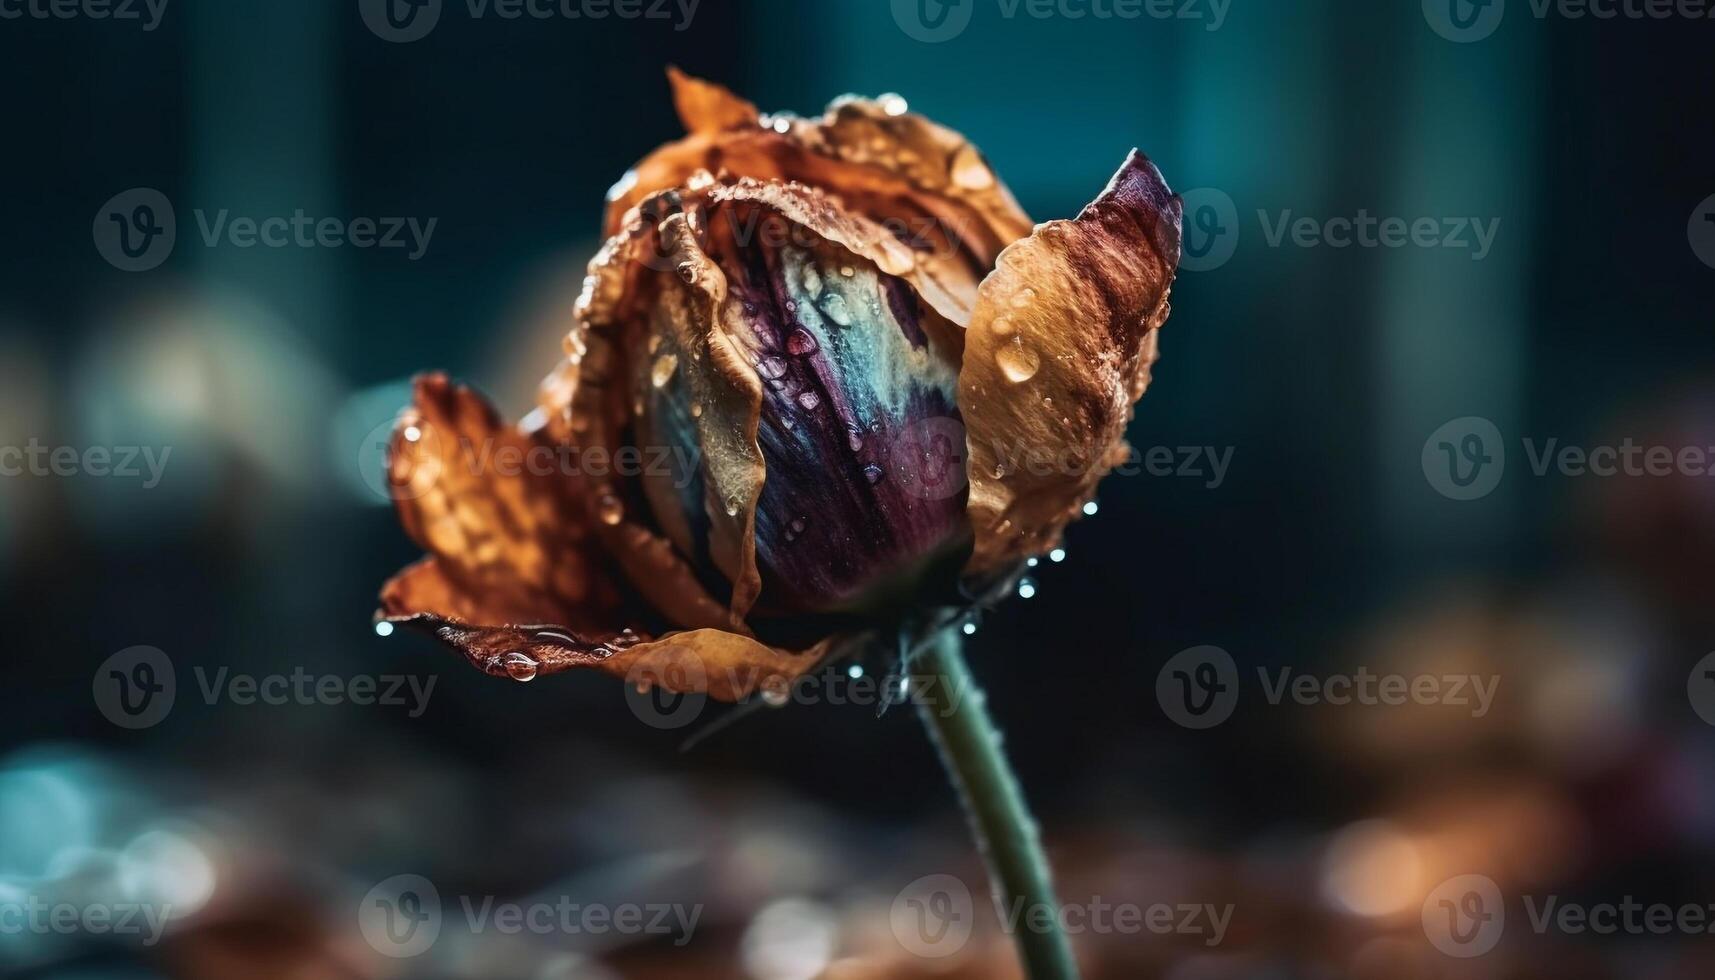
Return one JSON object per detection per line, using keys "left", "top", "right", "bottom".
{"left": 1, "top": 0, "right": 1713, "bottom": 977}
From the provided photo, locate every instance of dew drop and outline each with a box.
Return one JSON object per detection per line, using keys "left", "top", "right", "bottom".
{"left": 675, "top": 262, "right": 697, "bottom": 284}
{"left": 846, "top": 425, "right": 865, "bottom": 452}
{"left": 951, "top": 144, "right": 996, "bottom": 190}
{"left": 1017, "top": 578, "right": 1038, "bottom": 600}
{"left": 1083, "top": 500, "right": 1099, "bottom": 516}
{"left": 650, "top": 352, "right": 679, "bottom": 389}
{"left": 760, "top": 681, "right": 790, "bottom": 707}
{"left": 961, "top": 620, "right": 978, "bottom": 636}
{"left": 863, "top": 464, "right": 885, "bottom": 484}
{"left": 991, "top": 316, "right": 1016, "bottom": 338}
{"left": 847, "top": 663, "right": 865, "bottom": 679}
{"left": 596, "top": 493, "right": 624, "bottom": 526}
{"left": 500, "top": 651, "right": 539, "bottom": 683}
{"left": 819, "top": 294, "right": 854, "bottom": 327}
{"left": 997, "top": 343, "right": 1041, "bottom": 383}
{"left": 1049, "top": 547, "right": 1067, "bottom": 563}
{"left": 878, "top": 92, "right": 909, "bottom": 116}
{"left": 839, "top": 264, "right": 856, "bottom": 278}
{"left": 791, "top": 517, "right": 807, "bottom": 533}
{"left": 786, "top": 329, "right": 819, "bottom": 356}
{"left": 1010, "top": 287, "right": 1037, "bottom": 309}
{"left": 689, "top": 402, "right": 704, "bottom": 418}
{"left": 758, "top": 356, "right": 788, "bottom": 380}
{"left": 374, "top": 621, "right": 395, "bottom": 638}
{"left": 724, "top": 496, "right": 741, "bottom": 517}
{"left": 797, "top": 390, "right": 821, "bottom": 411}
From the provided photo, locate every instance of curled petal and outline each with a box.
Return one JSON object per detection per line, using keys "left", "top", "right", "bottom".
{"left": 610, "top": 71, "right": 1035, "bottom": 327}
{"left": 959, "top": 151, "right": 1183, "bottom": 575}
{"left": 385, "top": 374, "right": 622, "bottom": 630}
{"left": 667, "top": 65, "right": 759, "bottom": 134}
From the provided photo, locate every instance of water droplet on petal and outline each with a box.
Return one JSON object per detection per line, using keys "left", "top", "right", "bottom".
{"left": 374, "top": 621, "right": 395, "bottom": 637}
{"left": 1083, "top": 500, "right": 1099, "bottom": 516}
{"left": 839, "top": 265, "right": 856, "bottom": 278}
{"left": 690, "top": 402, "right": 704, "bottom": 418}
{"left": 863, "top": 464, "right": 885, "bottom": 484}
{"left": 501, "top": 651, "right": 539, "bottom": 683}
{"left": 651, "top": 353, "right": 679, "bottom": 388}
{"left": 878, "top": 93, "right": 909, "bottom": 116}
{"left": 1010, "top": 287, "right": 1037, "bottom": 309}
{"left": 1017, "top": 578, "right": 1038, "bottom": 599}
{"left": 724, "top": 496, "right": 741, "bottom": 517}
{"left": 791, "top": 517, "right": 807, "bottom": 533}
{"left": 991, "top": 316, "right": 1015, "bottom": 338}
{"left": 760, "top": 680, "right": 790, "bottom": 707}
{"left": 676, "top": 262, "right": 697, "bottom": 284}
{"left": 797, "top": 390, "right": 821, "bottom": 411}
{"left": 961, "top": 620, "right": 978, "bottom": 636}
{"left": 786, "top": 329, "right": 819, "bottom": 356}
{"left": 758, "top": 356, "right": 788, "bottom": 380}
{"left": 1049, "top": 548, "right": 1067, "bottom": 563}
{"left": 997, "top": 343, "right": 1041, "bottom": 383}
{"left": 846, "top": 425, "right": 865, "bottom": 452}
{"left": 596, "top": 493, "right": 624, "bottom": 526}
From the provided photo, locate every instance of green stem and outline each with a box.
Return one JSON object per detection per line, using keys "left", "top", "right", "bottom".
{"left": 911, "top": 628, "right": 1081, "bottom": 980}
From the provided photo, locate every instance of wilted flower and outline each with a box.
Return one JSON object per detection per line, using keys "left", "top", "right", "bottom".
{"left": 377, "top": 70, "right": 1182, "bottom": 700}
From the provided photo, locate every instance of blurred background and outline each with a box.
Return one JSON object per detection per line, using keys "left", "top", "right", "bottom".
{"left": 2, "top": 0, "right": 1714, "bottom": 976}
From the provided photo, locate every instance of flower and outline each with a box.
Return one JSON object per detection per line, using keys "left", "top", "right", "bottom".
{"left": 376, "top": 69, "right": 1182, "bottom": 701}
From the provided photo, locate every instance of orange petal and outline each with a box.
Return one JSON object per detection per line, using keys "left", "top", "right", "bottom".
{"left": 959, "top": 151, "right": 1182, "bottom": 576}
{"left": 386, "top": 374, "right": 622, "bottom": 631}
{"left": 609, "top": 71, "right": 1035, "bottom": 326}
{"left": 381, "top": 602, "right": 832, "bottom": 702}
{"left": 667, "top": 65, "right": 759, "bottom": 134}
